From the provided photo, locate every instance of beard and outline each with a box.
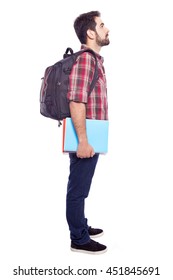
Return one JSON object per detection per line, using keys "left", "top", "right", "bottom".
{"left": 95, "top": 32, "right": 110, "bottom": 46}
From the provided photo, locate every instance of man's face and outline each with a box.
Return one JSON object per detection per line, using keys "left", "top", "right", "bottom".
{"left": 94, "top": 16, "right": 110, "bottom": 46}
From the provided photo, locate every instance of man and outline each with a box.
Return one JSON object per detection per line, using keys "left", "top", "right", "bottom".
{"left": 66, "top": 11, "right": 110, "bottom": 254}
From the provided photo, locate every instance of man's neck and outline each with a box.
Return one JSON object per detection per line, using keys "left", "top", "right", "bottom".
{"left": 85, "top": 42, "right": 101, "bottom": 54}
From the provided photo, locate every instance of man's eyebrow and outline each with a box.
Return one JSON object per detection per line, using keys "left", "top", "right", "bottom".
{"left": 100, "top": 22, "right": 104, "bottom": 27}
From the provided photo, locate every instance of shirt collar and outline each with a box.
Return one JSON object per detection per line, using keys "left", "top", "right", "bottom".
{"left": 81, "top": 44, "right": 104, "bottom": 62}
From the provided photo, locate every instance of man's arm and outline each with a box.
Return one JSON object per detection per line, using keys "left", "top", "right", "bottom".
{"left": 69, "top": 101, "right": 95, "bottom": 158}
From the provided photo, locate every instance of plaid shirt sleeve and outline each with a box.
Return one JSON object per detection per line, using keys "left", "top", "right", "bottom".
{"left": 67, "top": 52, "right": 95, "bottom": 103}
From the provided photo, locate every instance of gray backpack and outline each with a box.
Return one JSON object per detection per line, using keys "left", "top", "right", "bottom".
{"left": 40, "top": 48, "right": 98, "bottom": 126}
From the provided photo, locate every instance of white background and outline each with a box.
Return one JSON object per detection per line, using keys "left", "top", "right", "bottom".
{"left": 0, "top": 0, "right": 173, "bottom": 279}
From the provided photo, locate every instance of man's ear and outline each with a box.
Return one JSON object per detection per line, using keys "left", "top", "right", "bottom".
{"left": 87, "top": 29, "right": 95, "bottom": 40}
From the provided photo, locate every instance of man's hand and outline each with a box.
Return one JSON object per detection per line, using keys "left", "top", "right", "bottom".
{"left": 77, "top": 140, "right": 95, "bottom": 158}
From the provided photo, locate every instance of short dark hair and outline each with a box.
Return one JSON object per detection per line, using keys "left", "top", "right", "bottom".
{"left": 74, "top": 11, "right": 101, "bottom": 44}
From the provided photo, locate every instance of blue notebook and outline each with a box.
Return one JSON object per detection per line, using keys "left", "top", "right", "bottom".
{"left": 62, "top": 118, "right": 109, "bottom": 153}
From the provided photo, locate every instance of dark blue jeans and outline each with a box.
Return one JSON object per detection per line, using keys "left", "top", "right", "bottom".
{"left": 66, "top": 153, "right": 99, "bottom": 245}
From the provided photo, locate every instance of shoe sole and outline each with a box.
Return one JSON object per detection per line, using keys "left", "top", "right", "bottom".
{"left": 89, "top": 231, "right": 104, "bottom": 238}
{"left": 71, "top": 247, "right": 107, "bottom": 254}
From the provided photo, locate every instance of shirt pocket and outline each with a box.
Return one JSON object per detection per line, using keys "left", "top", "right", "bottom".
{"left": 95, "top": 73, "right": 107, "bottom": 90}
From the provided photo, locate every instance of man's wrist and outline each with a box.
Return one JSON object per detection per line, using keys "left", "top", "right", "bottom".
{"left": 78, "top": 137, "right": 88, "bottom": 144}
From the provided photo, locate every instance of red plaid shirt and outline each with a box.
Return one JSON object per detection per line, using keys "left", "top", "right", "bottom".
{"left": 67, "top": 45, "right": 108, "bottom": 120}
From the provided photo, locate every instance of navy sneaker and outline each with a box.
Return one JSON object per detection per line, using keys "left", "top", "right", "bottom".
{"left": 71, "top": 239, "right": 107, "bottom": 254}
{"left": 88, "top": 226, "right": 104, "bottom": 238}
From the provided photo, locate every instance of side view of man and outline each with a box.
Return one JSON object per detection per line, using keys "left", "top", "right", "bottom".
{"left": 66, "top": 11, "right": 110, "bottom": 254}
